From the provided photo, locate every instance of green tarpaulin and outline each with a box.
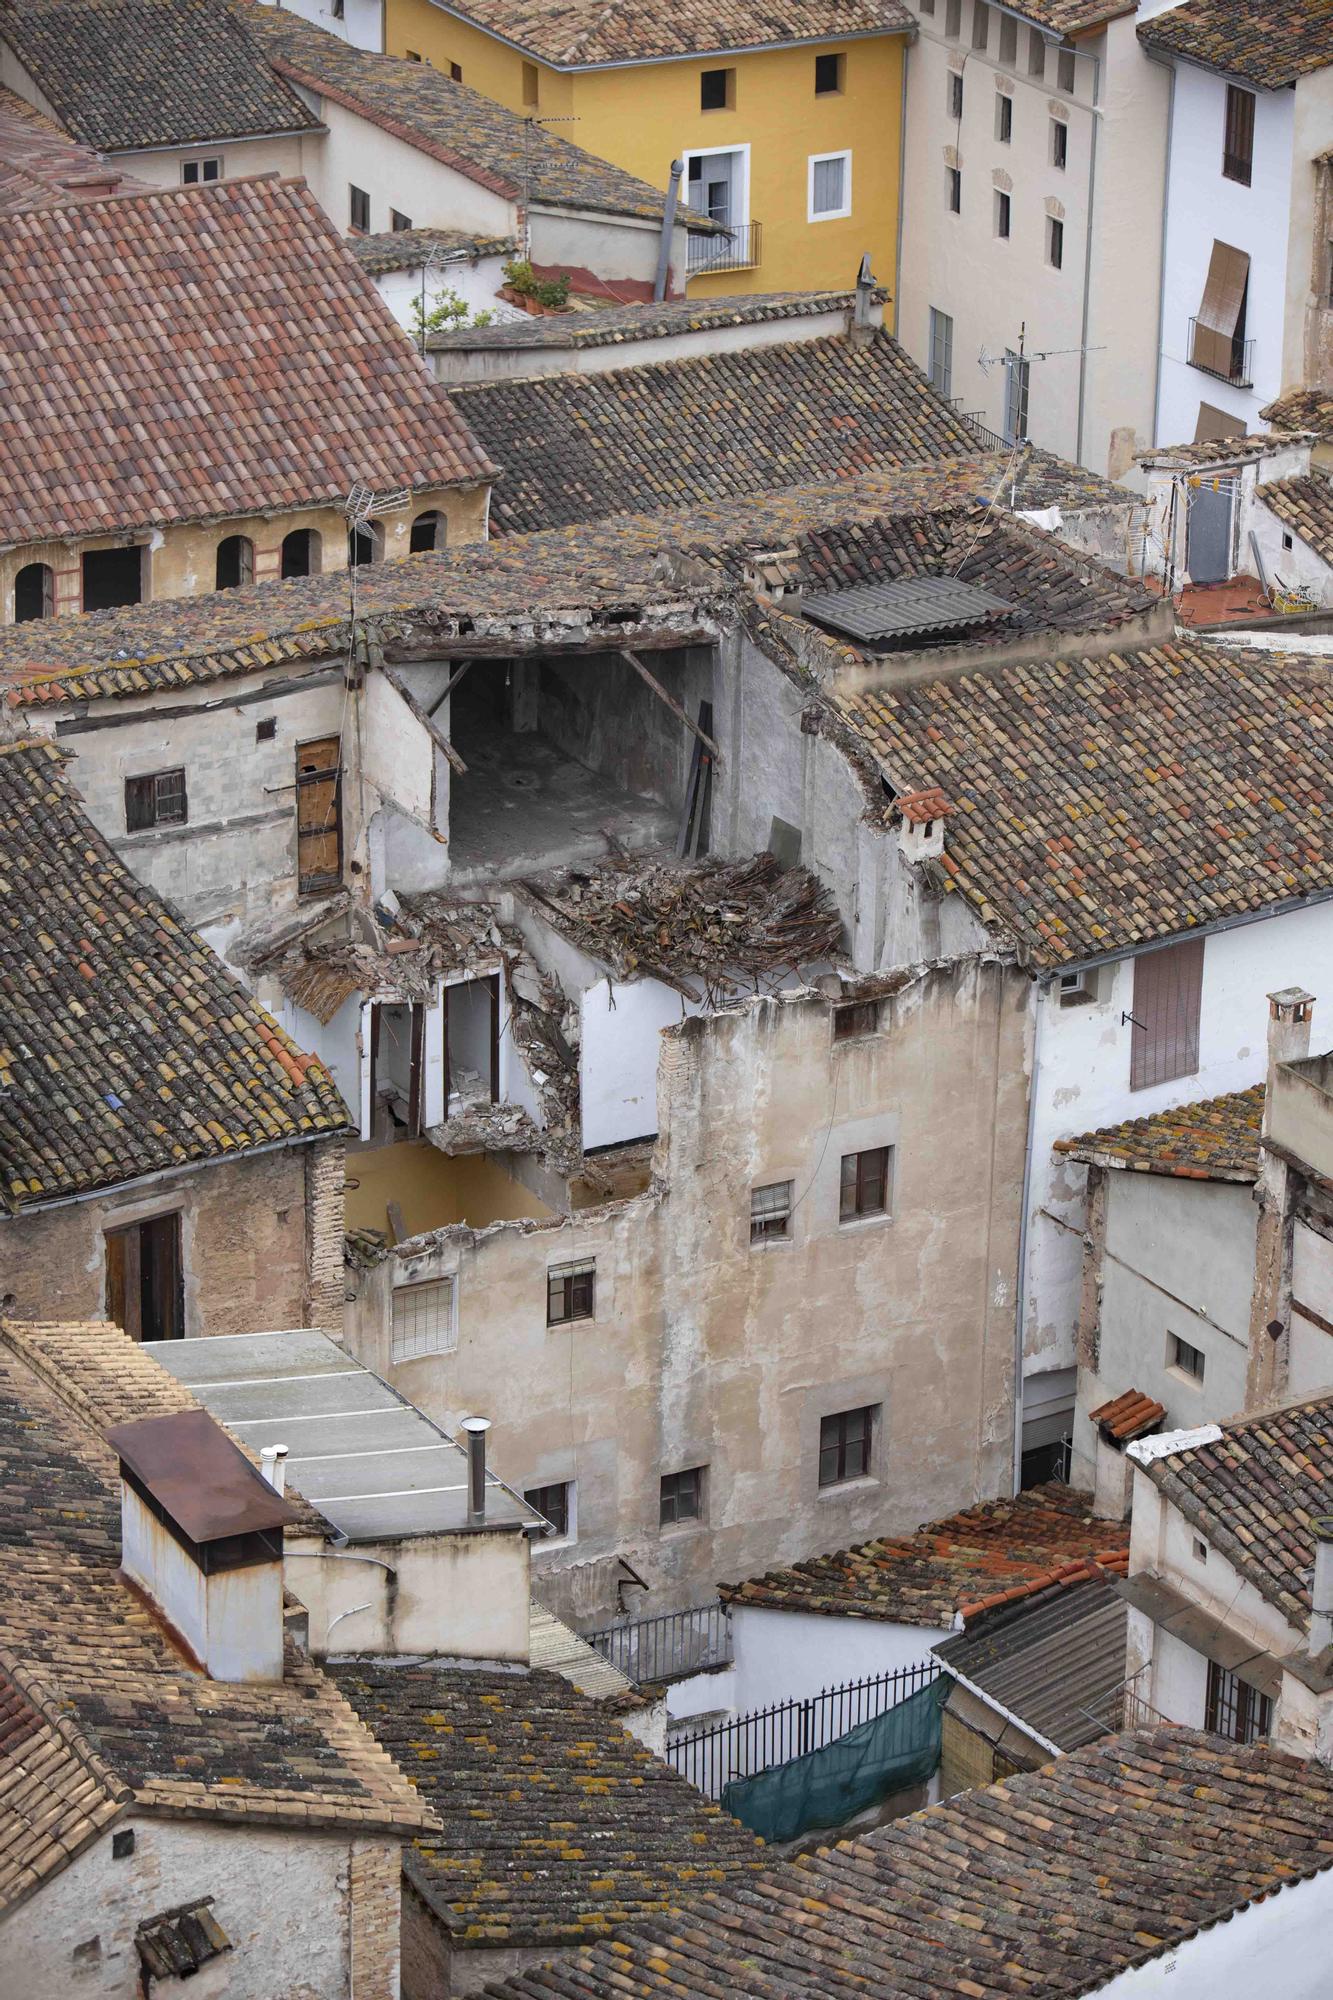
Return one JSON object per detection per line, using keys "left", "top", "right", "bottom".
{"left": 721, "top": 1674, "right": 947, "bottom": 1844}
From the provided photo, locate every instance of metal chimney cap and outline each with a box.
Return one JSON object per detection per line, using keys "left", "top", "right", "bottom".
{"left": 461, "top": 1416, "right": 492, "bottom": 1435}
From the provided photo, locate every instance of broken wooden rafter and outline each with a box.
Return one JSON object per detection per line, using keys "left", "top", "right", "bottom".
{"left": 620, "top": 649, "right": 721, "bottom": 761}
{"left": 380, "top": 663, "right": 467, "bottom": 775}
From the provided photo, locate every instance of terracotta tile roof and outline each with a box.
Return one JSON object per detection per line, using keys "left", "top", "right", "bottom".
{"left": 718, "top": 1484, "right": 1128, "bottom": 1627}
{"left": 236, "top": 0, "right": 694, "bottom": 223}
{"left": 828, "top": 638, "right": 1333, "bottom": 967}
{"left": 332, "top": 1662, "right": 764, "bottom": 1949}
{"left": 1258, "top": 474, "right": 1333, "bottom": 565}
{"left": 1089, "top": 1389, "right": 1168, "bottom": 1443}
{"left": 0, "top": 174, "right": 492, "bottom": 551}
{"left": 0, "top": 1320, "right": 329, "bottom": 1536}
{"left": 413, "top": 0, "right": 911, "bottom": 68}
{"left": 0, "top": 739, "right": 351, "bottom": 1213}
{"left": 1055, "top": 1085, "right": 1264, "bottom": 1181}
{"left": 935, "top": 1561, "right": 1131, "bottom": 1752}
{"left": 1140, "top": 1392, "right": 1333, "bottom": 1631}
{"left": 349, "top": 225, "right": 517, "bottom": 275}
{"left": 1139, "top": 0, "right": 1333, "bottom": 88}
{"left": 0, "top": 0, "right": 319, "bottom": 152}
{"left": 0, "top": 1337, "right": 432, "bottom": 1906}
{"left": 0, "top": 1655, "right": 130, "bottom": 1917}
{"left": 1263, "top": 389, "right": 1333, "bottom": 441}
{"left": 429, "top": 288, "right": 863, "bottom": 350}
{"left": 481, "top": 1728, "right": 1333, "bottom": 2000}
{"left": 0, "top": 456, "right": 1137, "bottom": 705}
{"left": 1000, "top": 0, "right": 1130, "bottom": 32}
{"left": 1135, "top": 431, "right": 1310, "bottom": 470}
{"left": 0, "top": 86, "right": 151, "bottom": 214}
{"left": 457, "top": 331, "right": 983, "bottom": 534}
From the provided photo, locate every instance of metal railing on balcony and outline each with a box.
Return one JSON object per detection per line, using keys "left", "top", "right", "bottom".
{"left": 1187, "top": 316, "right": 1254, "bottom": 388}
{"left": 586, "top": 1601, "right": 732, "bottom": 1685}
{"left": 687, "top": 220, "right": 762, "bottom": 277}
{"left": 667, "top": 1659, "right": 940, "bottom": 1800}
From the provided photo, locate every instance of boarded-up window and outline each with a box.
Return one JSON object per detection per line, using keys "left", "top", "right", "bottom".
{"left": 1195, "top": 401, "right": 1245, "bottom": 444}
{"left": 1129, "top": 939, "right": 1204, "bottom": 1091}
{"left": 296, "top": 736, "right": 342, "bottom": 896}
{"left": 106, "top": 1214, "right": 182, "bottom": 1341}
{"left": 1190, "top": 241, "right": 1250, "bottom": 378}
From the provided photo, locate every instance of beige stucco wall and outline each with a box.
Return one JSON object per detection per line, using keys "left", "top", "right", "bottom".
{"left": 0, "top": 1815, "right": 400, "bottom": 2000}
{"left": 1, "top": 486, "right": 487, "bottom": 624}
{"left": 345, "top": 957, "right": 1029, "bottom": 1622}
{"left": 288, "top": 1523, "right": 532, "bottom": 1660}
{"left": 1284, "top": 72, "right": 1333, "bottom": 396}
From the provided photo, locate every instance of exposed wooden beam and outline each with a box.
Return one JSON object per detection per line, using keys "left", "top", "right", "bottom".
{"left": 426, "top": 658, "right": 474, "bottom": 719}
{"left": 380, "top": 663, "right": 467, "bottom": 776}
{"left": 620, "top": 649, "right": 721, "bottom": 761}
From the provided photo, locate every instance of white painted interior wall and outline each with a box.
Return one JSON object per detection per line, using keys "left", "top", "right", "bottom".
{"left": 728, "top": 1602, "right": 948, "bottom": 1714}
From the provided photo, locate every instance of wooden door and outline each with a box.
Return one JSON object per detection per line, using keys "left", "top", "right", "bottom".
{"left": 105, "top": 1213, "right": 182, "bottom": 1341}
{"left": 296, "top": 736, "right": 342, "bottom": 896}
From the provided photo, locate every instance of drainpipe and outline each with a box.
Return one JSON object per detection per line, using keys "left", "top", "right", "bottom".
{"left": 653, "top": 160, "right": 683, "bottom": 303}
{"left": 893, "top": 35, "right": 911, "bottom": 337}
{"left": 1012, "top": 976, "right": 1047, "bottom": 1494}
{"left": 462, "top": 1415, "right": 491, "bottom": 1524}
{"left": 1144, "top": 47, "right": 1177, "bottom": 451}
{"left": 1074, "top": 47, "right": 1100, "bottom": 468}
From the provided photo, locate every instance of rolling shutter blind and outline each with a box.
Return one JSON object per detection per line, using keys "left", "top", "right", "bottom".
{"left": 1191, "top": 242, "right": 1249, "bottom": 377}
{"left": 1130, "top": 939, "right": 1204, "bottom": 1092}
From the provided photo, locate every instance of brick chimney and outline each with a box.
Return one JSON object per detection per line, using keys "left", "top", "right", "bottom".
{"left": 107, "top": 1409, "right": 299, "bottom": 1682}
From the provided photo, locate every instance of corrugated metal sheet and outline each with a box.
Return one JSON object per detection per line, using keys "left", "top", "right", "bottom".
{"left": 803, "top": 576, "right": 1014, "bottom": 643}
{"left": 935, "top": 1575, "right": 1129, "bottom": 1751}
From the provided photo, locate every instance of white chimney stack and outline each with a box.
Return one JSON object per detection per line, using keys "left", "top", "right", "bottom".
{"left": 1268, "top": 987, "right": 1316, "bottom": 1075}
{"left": 260, "top": 1444, "right": 289, "bottom": 1495}
{"left": 107, "top": 1410, "right": 297, "bottom": 1683}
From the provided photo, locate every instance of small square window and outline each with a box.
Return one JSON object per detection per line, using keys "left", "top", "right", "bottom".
{"left": 391, "top": 1277, "right": 456, "bottom": 1361}
{"left": 750, "top": 1180, "right": 793, "bottom": 1244}
{"left": 522, "top": 60, "right": 540, "bottom": 106}
{"left": 1192, "top": 1535, "right": 1209, "bottom": 1564}
{"left": 995, "top": 189, "right": 1011, "bottom": 239}
{"left": 1057, "top": 47, "right": 1076, "bottom": 92}
{"left": 548, "top": 1260, "right": 595, "bottom": 1326}
{"left": 947, "top": 165, "right": 961, "bottom": 213}
{"left": 839, "top": 1145, "right": 891, "bottom": 1222}
{"left": 1283, "top": 532, "right": 1294, "bottom": 551}
{"left": 112, "top": 1829, "right": 135, "bottom": 1860}
{"left": 525, "top": 1480, "right": 573, "bottom": 1539}
{"left": 182, "top": 157, "right": 222, "bottom": 184}
{"left": 1169, "top": 1332, "right": 1205, "bottom": 1382}
{"left": 833, "top": 998, "right": 879, "bottom": 1041}
{"left": 1052, "top": 117, "right": 1068, "bottom": 168}
{"left": 814, "top": 51, "right": 844, "bottom": 94}
{"left": 391, "top": 209, "right": 413, "bottom": 232}
{"left": 450, "top": 60, "right": 463, "bottom": 80}
{"left": 660, "top": 1465, "right": 704, "bottom": 1526}
{"left": 1048, "top": 216, "right": 1064, "bottom": 269}
{"left": 948, "top": 70, "right": 963, "bottom": 118}
{"left": 819, "top": 1405, "right": 876, "bottom": 1487}
{"left": 406, "top": 48, "right": 422, "bottom": 60}
{"left": 125, "top": 768, "right": 187, "bottom": 833}
{"left": 256, "top": 716, "right": 277, "bottom": 743}
{"left": 809, "top": 150, "right": 851, "bottom": 220}
{"left": 1057, "top": 967, "right": 1100, "bottom": 1007}
{"left": 995, "top": 91, "right": 1012, "bottom": 142}
{"left": 700, "top": 66, "right": 734, "bottom": 110}
{"left": 349, "top": 183, "right": 370, "bottom": 232}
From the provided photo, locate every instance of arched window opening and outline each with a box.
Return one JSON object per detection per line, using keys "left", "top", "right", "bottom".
{"left": 409, "top": 510, "right": 445, "bottom": 554}
{"left": 215, "top": 534, "right": 255, "bottom": 591}
{"left": 14, "top": 561, "right": 54, "bottom": 622}
{"left": 348, "top": 518, "right": 384, "bottom": 568}
{"left": 281, "top": 528, "right": 322, "bottom": 579}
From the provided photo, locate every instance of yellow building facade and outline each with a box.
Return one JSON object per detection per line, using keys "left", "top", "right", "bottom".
{"left": 385, "top": 0, "right": 907, "bottom": 301}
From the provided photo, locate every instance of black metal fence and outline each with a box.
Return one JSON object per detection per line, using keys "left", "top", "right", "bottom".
{"left": 586, "top": 1602, "right": 732, "bottom": 1685}
{"left": 687, "top": 221, "right": 762, "bottom": 276}
{"left": 667, "top": 1659, "right": 940, "bottom": 1800}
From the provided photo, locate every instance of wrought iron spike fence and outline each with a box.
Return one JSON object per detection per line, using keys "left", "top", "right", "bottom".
{"left": 586, "top": 1602, "right": 732, "bottom": 1685}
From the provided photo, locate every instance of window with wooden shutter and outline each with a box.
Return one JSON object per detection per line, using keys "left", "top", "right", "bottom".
{"left": 296, "top": 736, "right": 342, "bottom": 896}
{"left": 1222, "top": 84, "right": 1254, "bottom": 185}
{"left": 1129, "top": 939, "right": 1204, "bottom": 1092}
{"left": 1190, "top": 241, "right": 1250, "bottom": 378}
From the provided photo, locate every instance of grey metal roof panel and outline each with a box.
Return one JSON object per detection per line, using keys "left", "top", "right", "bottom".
{"left": 144, "top": 1329, "right": 543, "bottom": 1544}
{"left": 803, "top": 575, "right": 1014, "bottom": 643}
{"left": 935, "top": 1574, "right": 1130, "bottom": 1751}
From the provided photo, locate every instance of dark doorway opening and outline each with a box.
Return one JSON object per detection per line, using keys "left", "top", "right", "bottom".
{"left": 106, "top": 1213, "right": 183, "bottom": 1341}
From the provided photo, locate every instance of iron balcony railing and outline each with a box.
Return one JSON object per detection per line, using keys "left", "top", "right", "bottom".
{"left": 687, "top": 220, "right": 762, "bottom": 277}
{"left": 959, "top": 409, "right": 1009, "bottom": 453}
{"left": 1187, "top": 316, "right": 1254, "bottom": 388}
{"left": 667, "top": 1659, "right": 940, "bottom": 1800}
{"left": 586, "top": 1601, "right": 732, "bottom": 1685}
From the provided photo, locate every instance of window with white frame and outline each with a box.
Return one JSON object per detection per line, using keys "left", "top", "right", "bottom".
{"left": 928, "top": 307, "right": 954, "bottom": 397}
{"left": 391, "top": 1276, "right": 456, "bottom": 1361}
{"left": 182, "top": 157, "right": 222, "bottom": 184}
{"left": 808, "top": 150, "right": 851, "bottom": 221}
